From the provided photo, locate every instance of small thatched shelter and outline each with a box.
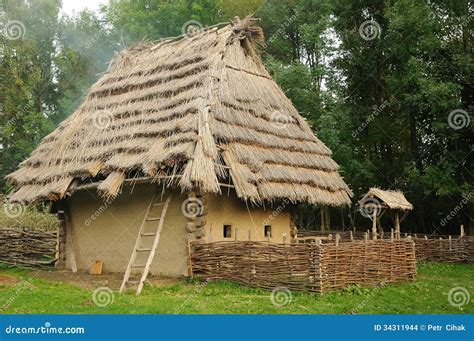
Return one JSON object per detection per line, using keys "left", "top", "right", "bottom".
{"left": 7, "top": 18, "right": 352, "bottom": 280}
{"left": 359, "top": 188, "right": 413, "bottom": 239}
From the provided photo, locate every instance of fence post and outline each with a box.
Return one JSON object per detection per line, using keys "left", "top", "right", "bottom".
{"left": 439, "top": 237, "right": 443, "bottom": 261}
{"left": 460, "top": 225, "right": 465, "bottom": 238}
{"left": 349, "top": 230, "right": 353, "bottom": 242}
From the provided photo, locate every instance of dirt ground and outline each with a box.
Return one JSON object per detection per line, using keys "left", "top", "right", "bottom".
{"left": 31, "top": 270, "right": 181, "bottom": 290}
{"left": 0, "top": 274, "right": 20, "bottom": 285}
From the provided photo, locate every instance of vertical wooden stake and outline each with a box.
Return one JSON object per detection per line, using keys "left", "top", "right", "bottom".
{"left": 460, "top": 225, "right": 465, "bottom": 238}
{"left": 372, "top": 209, "right": 377, "bottom": 240}
{"left": 335, "top": 233, "right": 340, "bottom": 247}
{"left": 395, "top": 211, "right": 400, "bottom": 240}
{"left": 390, "top": 228, "right": 394, "bottom": 242}
{"left": 187, "top": 239, "right": 194, "bottom": 279}
{"left": 349, "top": 230, "right": 353, "bottom": 242}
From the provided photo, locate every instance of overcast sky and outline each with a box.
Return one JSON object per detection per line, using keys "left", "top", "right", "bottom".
{"left": 61, "top": 0, "right": 108, "bottom": 15}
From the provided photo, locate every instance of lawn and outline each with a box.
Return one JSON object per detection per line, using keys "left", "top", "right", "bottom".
{"left": 0, "top": 263, "right": 472, "bottom": 314}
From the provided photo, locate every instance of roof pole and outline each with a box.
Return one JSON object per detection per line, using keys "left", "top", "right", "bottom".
{"left": 395, "top": 211, "right": 400, "bottom": 240}
{"left": 372, "top": 209, "right": 377, "bottom": 240}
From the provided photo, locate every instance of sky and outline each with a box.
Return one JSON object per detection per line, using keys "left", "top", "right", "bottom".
{"left": 61, "top": 0, "right": 108, "bottom": 15}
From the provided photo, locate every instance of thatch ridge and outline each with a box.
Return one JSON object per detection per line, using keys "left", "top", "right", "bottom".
{"left": 7, "top": 17, "right": 352, "bottom": 206}
{"left": 359, "top": 188, "right": 413, "bottom": 211}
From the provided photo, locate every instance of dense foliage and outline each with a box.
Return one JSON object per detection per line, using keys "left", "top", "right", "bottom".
{"left": 0, "top": 0, "right": 471, "bottom": 234}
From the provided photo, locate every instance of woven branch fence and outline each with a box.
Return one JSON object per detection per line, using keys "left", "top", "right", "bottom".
{"left": 0, "top": 228, "right": 57, "bottom": 268}
{"left": 412, "top": 237, "right": 473, "bottom": 263}
{"left": 190, "top": 240, "right": 416, "bottom": 294}
{"left": 298, "top": 230, "right": 474, "bottom": 264}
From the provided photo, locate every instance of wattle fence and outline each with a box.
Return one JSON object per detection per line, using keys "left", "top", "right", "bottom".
{"left": 297, "top": 230, "right": 474, "bottom": 264}
{"left": 0, "top": 228, "right": 57, "bottom": 268}
{"left": 190, "top": 239, "right": 416, "bottom": 294}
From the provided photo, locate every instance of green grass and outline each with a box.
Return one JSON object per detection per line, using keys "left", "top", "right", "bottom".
{"left": 0, "top": 263, "right": 472, "bottom": 314}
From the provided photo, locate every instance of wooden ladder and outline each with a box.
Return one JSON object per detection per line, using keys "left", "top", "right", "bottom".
{"left": 119, "top": 194, "right": 172, "bottom": 295}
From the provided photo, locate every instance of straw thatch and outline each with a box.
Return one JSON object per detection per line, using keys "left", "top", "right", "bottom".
{"left": 359, "top": 188, "right": 413, "bottom": 211}
{"left": 7, "top": 17, "right": 352, "bottom": 206}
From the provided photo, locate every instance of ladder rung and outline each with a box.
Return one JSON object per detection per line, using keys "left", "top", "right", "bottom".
{"left": 131, "top": 264, "right": 145, "bottom": 268}
{"left": 127, "top": 280, "right": 139, "bottom": 285}
{"left": 136, "top": 248, "right": 152, "bottom": 252}
{"left": 152, "top": 202, "right": 165, "bottom": 207}
{"left": 146, "top": 217, "right": 162, "bottom": 222}
{"left": 141, "top": 233, "right": 156, "bottom": 237}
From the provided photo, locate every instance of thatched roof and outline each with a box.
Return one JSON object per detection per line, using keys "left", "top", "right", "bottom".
{"left": 359, "top": 188, "right": 413, "bottom": 211}
{"left": 7, "top": 18, "right": 352, "bottom": 206}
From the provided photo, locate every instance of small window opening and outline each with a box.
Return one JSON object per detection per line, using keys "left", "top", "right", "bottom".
{"left": 264, "top": 225, "right": 272, "bottom": 238}
{"left": 223, "top": 225, "right": 232, "bottom": 238}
